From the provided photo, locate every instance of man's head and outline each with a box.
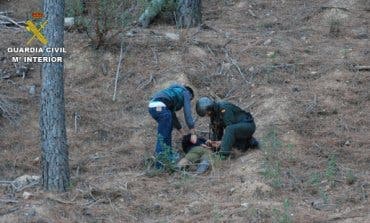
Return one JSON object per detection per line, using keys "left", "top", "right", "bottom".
{"left": 184, "top": 85, "right": 194, "bottom": 100}
{"left": 196, "top": 97, "right": 215, "bottom": 117}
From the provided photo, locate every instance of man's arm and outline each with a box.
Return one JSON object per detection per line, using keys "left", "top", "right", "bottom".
{"left": 210, "top": 115, "right": 224, "bottom": 140}
{"left": 204, "top": 140, "right": 221, "bottom": 151}
{"left": 183, "top": 89, "right": 197, "bottom": 142}
{"left": 182, "top": 90, "right": 195, "bottom": 129}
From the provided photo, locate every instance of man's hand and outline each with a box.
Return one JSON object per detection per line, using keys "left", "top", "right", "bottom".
{"left": 209, "top": 140, "right": 221, "bottom": 149}
{"left": 190, "top": 134, "right": 197, "bottom": 144}
{"left": 201, "top": 143, "right": 212, "bottom": 149}
{"left": 205, "top": 140, "right": 221, "bottom": 151}
{"left": 189, "top": 128, "right": 197, "bottom": 143}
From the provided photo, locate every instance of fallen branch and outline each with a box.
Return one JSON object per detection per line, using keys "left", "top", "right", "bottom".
{"left": 0, "top": 15, "right": 23, "bottom": 28}
{"left": 16, "top": 181, "right": 39, "bottom": 192}
{"left": 248, "top": 9, "right": 258, "bottom": 18}
{"left": 0, "top": 207, "right": 19, "bottom": 217}
{"left": 112, "top": 41, "right": 126, "bottom": 102}
{"left": 0, "top": 199, "right": 18, "bottom": 204}
{"left": 150, "top": 47, "right": 159, "bottom": 67}
{"left": 46, "top": 195, "right": 76, "bottom": 205}
{"left": 206, "top": 44, "right": 216, "bottom": 57}
{"left": 0, "top": 181, "right": 14, "bottom": 185}
{"left": 1, "top": 73, "right": 11, "bottom": 80}
{"left": 224, "top": 86, "right": 237, "bottom": 98}
{"left": 224, "top": 93, "right": 242, "bottom": 101}
{"left": 137, "top": 74, "right": 155, "bottom": 90}
{"left": 0, "top": 21, "right": 25, "bottom": 27}
{"left": 224, "top": 48, "right": 251, "bottom": 84}
{"left": 321, "top": 6, "right": 350, "bottom": 12}
{"left": 74, "top": 112, "right": 81, "bottom": 133}
{"left": 271, "top": 63, "right": 296, "bottom": 69}
{"left": 0, "top": 11, "right": 13, "bottom": 15}
{"left": 355, "top": 65, "right": 370, "bottom": 71}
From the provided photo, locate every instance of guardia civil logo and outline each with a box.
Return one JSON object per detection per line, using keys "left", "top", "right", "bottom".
{"left": 25, "top": 11, "right": 48, "bottom": 45}
{"left": 6, "top": 11, "right": 65, "bottom": 63}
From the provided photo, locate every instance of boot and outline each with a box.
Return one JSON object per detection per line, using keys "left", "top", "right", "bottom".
{"left": 176, "top": 158, "right": 190, "bottom": 170}
{"left": 196, "top": 159, "right": 210, "bottom": 174}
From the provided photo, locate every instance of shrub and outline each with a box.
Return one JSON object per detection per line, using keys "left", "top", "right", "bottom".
{"left": 0, "top": 95, "right": 20, "bottom": 125}
{"left": 325, "top": 154, "right": 338, "bottom": 187}
{"left": 66, "top": 0, "right": 137, "bottom": 48}
{"left": 260, "top": 127, "right": 283, "bottom": 189}
{"left": 272, "top": 198, "right": 293, "bottom": 223}
{"left": 345, "top": 170, "right": 356, "bottom": 185}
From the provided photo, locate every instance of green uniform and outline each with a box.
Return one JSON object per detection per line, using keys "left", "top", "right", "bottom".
{"left": 184, "top": 146, "right": 211, "bottom": 163}
{"left": 179, "top": 135, "right": 212, "bottom": 173}
{"left": 210, "top": 101, "right": 256, "bottom": 157}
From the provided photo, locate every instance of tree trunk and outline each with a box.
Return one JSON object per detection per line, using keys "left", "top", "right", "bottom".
{"left": 40, "top": 0, "right": 70, "bottom": 192}
{"left": 139, "top": 0, "right": 168, "bottom": 28}
{"left": 176, "top": 0, "right": 202, "bottom": 28}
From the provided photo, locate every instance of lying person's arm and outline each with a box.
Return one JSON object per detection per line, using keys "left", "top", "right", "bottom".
{"left": 203, "top": 140, "right": 221, "bottom": 151}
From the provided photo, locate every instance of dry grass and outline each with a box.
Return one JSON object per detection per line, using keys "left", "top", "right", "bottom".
{"left": 0, "top": 0, "right": 369, "bottom": 222}
{"left": 0, "top": 95, "right": 20, "bottom": 125}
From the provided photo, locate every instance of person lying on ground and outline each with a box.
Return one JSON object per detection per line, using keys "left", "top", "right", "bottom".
{"left": 177, "top": 134, "right": 218, "bottom": 174}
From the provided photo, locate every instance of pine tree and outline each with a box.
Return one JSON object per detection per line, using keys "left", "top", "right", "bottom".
{"left": 40, "top": 0, "right": 70, "bottom": 192}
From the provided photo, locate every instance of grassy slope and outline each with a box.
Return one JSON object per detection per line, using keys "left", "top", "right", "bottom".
{"left": 0, "top": 0, "right": 369, "bottom": 222}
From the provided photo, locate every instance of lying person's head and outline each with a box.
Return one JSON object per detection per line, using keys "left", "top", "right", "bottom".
{"left": 181, "top": 134, "right": 207, "bottom": 153}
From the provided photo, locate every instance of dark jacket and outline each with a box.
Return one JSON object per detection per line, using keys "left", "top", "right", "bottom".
{"left": 210, "top": 101, "right": 254, "bottom": 140}
{"left": 181, "top": 134, "right": 207, "bottom": 154}
{"left": 151, "top": 84, "right": 195, "bottom": 130}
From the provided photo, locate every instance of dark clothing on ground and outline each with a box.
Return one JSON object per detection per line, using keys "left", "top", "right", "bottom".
{"left": 185, "top": 146, "right": 211, "bottom": 163}
{"left": 209, "top": 101, "right": 256, "bottom": 156}
{"left": 181, "top": 134, "right": 210, "bottom": 163}
{"left": 181, "top": 134, "right": 207, "bottom": 154}
{"left": 180, "top": 134, "right": 211, "bottom": 174}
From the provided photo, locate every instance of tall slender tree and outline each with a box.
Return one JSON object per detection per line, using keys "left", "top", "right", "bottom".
{"left": 40, "top": 0, "right": 70, "bottom": 192}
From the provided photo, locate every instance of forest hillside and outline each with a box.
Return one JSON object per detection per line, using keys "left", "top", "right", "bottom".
{"left": 0, "top": 0, "right": 369, "bottom": 222}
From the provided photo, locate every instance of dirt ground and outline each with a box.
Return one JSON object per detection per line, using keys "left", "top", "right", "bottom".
{"left": 0, "top": 0, "right": 369, "bottom": 222}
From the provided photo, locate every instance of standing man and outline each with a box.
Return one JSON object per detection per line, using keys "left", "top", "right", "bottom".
{"left": 149, "top": 84, "right": 197, "bottom": 168}
{"left": 195, "top": 97, "right": 258, "bottom": 159}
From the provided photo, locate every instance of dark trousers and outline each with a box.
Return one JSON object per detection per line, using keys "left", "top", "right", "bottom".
{"left": 149, "top": 107, "right": 173, "bottom": 155}
{"left": 219, "top": 121, "right": 256, "bottom": 156}
{"left": 149, "top": 107, "right": 179, "bottom": 169}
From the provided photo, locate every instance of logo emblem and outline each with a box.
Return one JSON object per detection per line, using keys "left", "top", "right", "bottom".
{"left": 25, "top": 12, "right": 48, "bottom": 45}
